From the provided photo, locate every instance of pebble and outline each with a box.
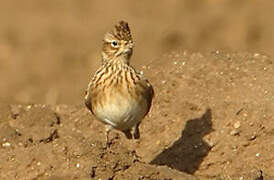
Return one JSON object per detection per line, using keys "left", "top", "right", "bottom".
{"left": 10, "top": 105, "right": 20, "bottom": 118}
{"left": 249, "top": 122, "right": 254, "bottom": 126}
{"left": 230, "top": 129, "right": 240, "bottom": 136}
{"left": 26, "top": 105, "right": 32, "bottom": 110}
{"left": 2, "top": 142, "right": 11, "bottom": 147}
{"left": 241, "top": 141, "right": 250, "bottom": 147}
{"left": 233, "top": 121, "right": 241, "bottom": 129}
{"left": 208, "top": 141, "right": 215, "bottom": 148}
{"left": 254, "top": 53, "right": 260, "bottom": 57}
{"left": 156, "top": 140, "right": 161, "bottom": 145}
{"left": 248, "top": 135, "right": 256, "bottom": 141}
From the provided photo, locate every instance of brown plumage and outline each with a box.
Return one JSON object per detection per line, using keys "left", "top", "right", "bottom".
{"left": 85, "top": 21, "right": 154, "bottom": 143}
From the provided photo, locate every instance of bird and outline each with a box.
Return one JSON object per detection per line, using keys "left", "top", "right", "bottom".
{"left": 84, "top": 21, "right": 154, "bottom": 146}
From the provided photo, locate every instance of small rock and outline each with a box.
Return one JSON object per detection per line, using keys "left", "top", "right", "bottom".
{"left": 156, "top": 140, "right": 161, "bottom": 145}
{"left": 241, "top": 141, "right": 250, "bottom": 147}
{"left": 254, "top": 53, "right": 260, "bottom": 57}
{"left": 233, "top": 121, "right": 241, "bottom": 129}
{"left": 76, "top": 163, "right": 80, "bottom": 168}
{"left": 26, "top": 105, "right": 32, "bottom": 110}
{"left": 10, "top": 105, "right": 20, "bottom": 119}
{"left": 248, "top": 135, "right": 256, "bottom": 141}
{"left": 230, "top": 129, "right": 240, "bottom": 136}
{"left": 208, "top": 141, "right": 215, "bottom": 148}
{"left": 2, "top": 142, "right": 11, "bottom": 147}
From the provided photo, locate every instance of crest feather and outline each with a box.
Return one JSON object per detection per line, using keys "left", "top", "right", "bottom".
{"left": 105, "top": 21, "right": 132, "bottom": 42}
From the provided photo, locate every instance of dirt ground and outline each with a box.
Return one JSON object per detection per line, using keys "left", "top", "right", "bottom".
{"left": 0, "top": 1, "right": 274, "bottom": 180}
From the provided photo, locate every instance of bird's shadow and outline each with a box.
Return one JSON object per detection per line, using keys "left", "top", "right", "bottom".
{"left": 150, "top": 108, "right": 213, "bottom": 174}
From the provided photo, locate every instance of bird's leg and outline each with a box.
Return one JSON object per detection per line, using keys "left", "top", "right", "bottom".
{"left": 123, "top": 129, "right": 133, "bottom": 139}
{"left": 104, "top": 125, "right": 112, "bottom": 149}
{"left": 132, "top": 122, "right": 140, "bottom": 139}
{"left": 131, "top": 123, "right": 141, "bottom": 161}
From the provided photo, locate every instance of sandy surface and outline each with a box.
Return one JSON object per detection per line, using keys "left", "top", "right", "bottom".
{"left": 1, "top": 51, "right": 274, "bottom": 179}
{"left": 0, "top": 1, "right": 274, "bottom": 180}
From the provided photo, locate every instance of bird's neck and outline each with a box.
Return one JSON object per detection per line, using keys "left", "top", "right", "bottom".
{"left": 107, "top": 55, "right": 130, "bottom": 66}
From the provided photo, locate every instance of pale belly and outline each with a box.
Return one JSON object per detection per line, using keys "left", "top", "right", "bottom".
{"left": 93, "top": 92, "right": 146, "bottom": 130}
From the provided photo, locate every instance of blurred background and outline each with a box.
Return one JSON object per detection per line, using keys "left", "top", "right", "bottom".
{"left": 0, "top": 0, "right": 273, "bottom": 104}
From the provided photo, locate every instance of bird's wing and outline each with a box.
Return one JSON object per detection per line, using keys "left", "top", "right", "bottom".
{"left": 138, "top": 76, "right": 154, "bottom": 117}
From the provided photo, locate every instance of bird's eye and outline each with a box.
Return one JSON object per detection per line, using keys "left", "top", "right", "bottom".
{"left": 111, "top": 41, "right": 118, "bottom": 47}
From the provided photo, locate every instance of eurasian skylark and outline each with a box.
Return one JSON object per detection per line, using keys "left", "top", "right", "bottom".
{"left": 85, "top": 21, "right": 154, "bottom": 145}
